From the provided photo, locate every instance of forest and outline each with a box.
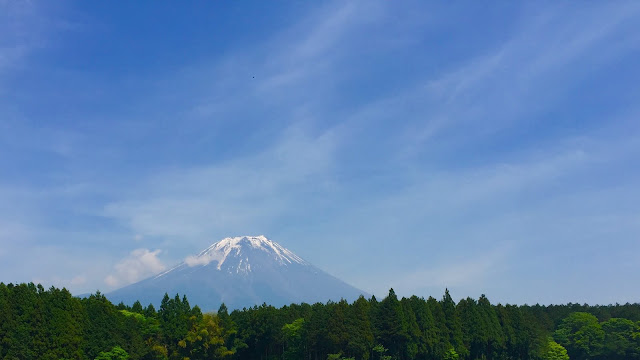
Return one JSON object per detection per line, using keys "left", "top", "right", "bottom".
{"left": 1, "top": 283, "right": 639, "bottom": 360}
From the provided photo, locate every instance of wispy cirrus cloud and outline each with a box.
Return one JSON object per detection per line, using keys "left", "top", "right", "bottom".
{"left": 99, "top": 1, "right": 640, "bottom": 303}
{"left": 103, "top": 123, "right": 339, "bottom": 245}
{"left": 1, "top": 0, "right": 639, "bottom": 304}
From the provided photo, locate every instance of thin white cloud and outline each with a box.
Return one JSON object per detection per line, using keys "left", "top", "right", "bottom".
{"left": 0, "top": 0, "right": 50, "bottom": 78}
{"left": 105, "top": 249, "right": 166, "bottom": 288}
{"left": 185, "top": 252, "right": 222, "bottom": 268}
{"left": 2, "top": 0, "right": 639, "bottom": 304}
{"left": 30, "top": 275, "right": 87, "bottom": 290}
{"left": 400, "top": 246, "right": 510, "bottom": 293}
{"left": 103, "top": 123, "right": 338, "bottom": 242}
{"left": 70, "top": 276, "right": 86, "bottom": 286}
{"left": 98, "top": 2, "right": 640, "bottom": 304}
{"left": 396, "top": 1, "right": 640, "bottom": 150}
{"left": 184, "top": 255, "right": 211, "bottom": 267}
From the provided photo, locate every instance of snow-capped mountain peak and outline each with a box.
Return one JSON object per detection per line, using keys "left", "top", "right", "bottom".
{"left": 183, "top": 235, "right": 307, "bottom": 271}
{"left": 108, "top": 235, "right": 367, "bottom": 311}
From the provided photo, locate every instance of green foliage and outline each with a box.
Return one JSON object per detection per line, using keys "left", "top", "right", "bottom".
{"left": 601, "top": 317, "right": 640, "bottom": 359}
{"left": 554, "top": 311, "right": 605, "bottom": 359}
{"left": 178, "top": 313, "right": 233, "bottom": 359}
{"left": 544, "top": 338, "right": 569, "bottom": 360}
{"left": 131, "top": 300, "right": 143, "bottom": 314}
{"left": 346, "top": 296, "right": 374, "bottom": 359}
{"left": 2, "top": 282, "right": 640, "bottom": 360}
{"left": 94, "top": 346, "right": 129, "bottom": 360}
{"left": 372, "top": 344, "right": 391, "bottom": 360}
{"left": 374, "top": 288, "right": 408, "bottom": 359}
{"left": 282, "top": 318, "right": 305, "bottom": 360}
{"left": 327, "top": 353, "right": 355, "bottom": 360}
{"left": 443, "top": 347, "right": 459, "bottom": 360}
{"left": 441, "top": 289, "right": 466, "bottom": 358}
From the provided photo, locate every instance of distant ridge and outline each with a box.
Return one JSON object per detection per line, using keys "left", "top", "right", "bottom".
{"left": 106, "top": 235, "right": 367, "bottom": 311}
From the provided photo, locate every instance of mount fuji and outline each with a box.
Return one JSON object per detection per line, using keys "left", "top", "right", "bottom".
{"left": 106, "top": 235, "right": 367, "bottom": 311}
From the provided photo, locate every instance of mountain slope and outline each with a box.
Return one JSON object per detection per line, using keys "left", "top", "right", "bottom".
{"left": 106, "top": 235, "right": 367, "bottom": 311}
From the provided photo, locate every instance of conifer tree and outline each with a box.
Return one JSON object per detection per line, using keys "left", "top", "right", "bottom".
{"left": 327, "top": 300, "right": 350, "bottom": 354}
{"left": 144, "top": 303, "right": 157, "bottom": 318}
{"left": 131, "top": 300, "right": 143, "bottom": 314}
{"left": 477, "top": 294, "right": 504, "bottom": 358}
{"left": 440, "top": 289, "right": 467, "bottom": 358}
{"left": 346, "top": 296, "right": 374, "bottom": 360}
{"left": 427, "top": 296, "right": 451, "bottom": 359}
{"left": 400, "top": 297, "right": 421, "bottom": 360}
{"left": 407, "top": 295, "right": 438, "bottom": 359}
{"left": 375, "top": 289, "right": 408, "bottom": 359}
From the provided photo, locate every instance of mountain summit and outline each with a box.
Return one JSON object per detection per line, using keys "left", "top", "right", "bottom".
{"left": 182, "top": 235, "right": 307, "bottom": 272}
{"left": 106, "top": 236, "right": 367, "bottom": 311}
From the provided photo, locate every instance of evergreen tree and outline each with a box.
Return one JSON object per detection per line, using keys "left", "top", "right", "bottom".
{"left": 82, "top": 291, "right": 124, "bottom": 359}
{"left": 158, "top": 293, "right": 193, "bottom": 358}
{"left": 327, "top": 300, "right": 350, "bottom": 355}
{"left": 2, "top": 282, "right": 640, "bottom": 360}
{"left": 346, "top": 296, "right": 374, "bottom": 360}
{"left": 407, "top": 295, "right": 438, "bottom": 359}
{"left": 456, "top": 297, "right": 483, "bottom": 359}
{"left": 131, "top": 300, "right": 144, "bottom": 314}
{"left": 307, "top": 302, "right": 331, "bottom": 360}
{"left": 374, "top": 289, "right": 408, "bottom": 359}
{"left": 496, "top": 304, "right": 517, "bottom": 359}
{"left": 477, "top": 294, "right": 505, "bottom": 359}
{"left": 440, "top": 289, "right": 467, "bottom": 358}
{"left": 144, "top": 303, "right": 157, "bottom": 318}
{"left": 427, "top": 296, "right": 451, "bottom": 359}
{"left": 218, "top": 303, "right": 245, "bottom": 354}
{"left": 400, "top": 297, "right": 420, "bottom": 360}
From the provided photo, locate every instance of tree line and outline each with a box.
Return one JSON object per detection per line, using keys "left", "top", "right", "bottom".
{"left": 1, "top": 282, "right": 639, "bottom": 360}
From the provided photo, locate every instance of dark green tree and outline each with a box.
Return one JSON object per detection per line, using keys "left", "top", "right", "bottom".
{"left": 427, "top": 296, "right": 451, "bottom": 359}
{"left": 554, "top": 312, "right": 604, "bottom": 360}
{"left": 346, "top": 296, "right": 374, "bottom": 360}
{"left": 601, "top": 317, "right": 640, "bottom": 359}
{"left": 327, "top": 300, "right": 350, "bottom": 355}
{"left": 477, "top": 294, "right": 505, "bottom": 358}
{"left": 407, "top": 295, "right": 438, "bottom": 359}
{"left": 131, "top": 300, "right": 144, "bottom": 314}
{"left": 374, "top": 289, "right": 408, "bottom": 359}
{"left": 82, "top": 291, "right": 124, "bottom": 360}
{"left": 440, "top": 289, "right": 467, "bottom": 358}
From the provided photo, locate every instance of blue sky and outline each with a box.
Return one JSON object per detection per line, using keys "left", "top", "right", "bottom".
{"left": 1, "top": 0, "right": 639, "bottom": 305}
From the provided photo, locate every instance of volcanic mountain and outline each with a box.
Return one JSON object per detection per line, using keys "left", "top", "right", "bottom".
{"left": 106, "top": 235, "right": 367, "bottom": 311}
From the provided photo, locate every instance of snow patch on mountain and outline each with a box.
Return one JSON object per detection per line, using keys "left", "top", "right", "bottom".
{"left": 183, "top": 235, "right": 307, "bottom": 270}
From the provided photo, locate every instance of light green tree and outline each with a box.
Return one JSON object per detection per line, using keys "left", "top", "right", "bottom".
{"left": 326, "top": 353, "right": 355, "bottom": 360}
{"left": 544, "top": 339, "right": 569, "bottom": 360}
{"left": 178, "top": 314, "right": 233, "bottom": 359}
{"left": 94, "top": 346, "right": 129, "bottom": 360}
{"left": 443, "top": 347, "right": 459, "bottom": 360}
{"left": 282, "top": 318, "right": 305, "bottom": 360}
{"left": 372, "top": 344, "right": 391, "bottom": 360}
